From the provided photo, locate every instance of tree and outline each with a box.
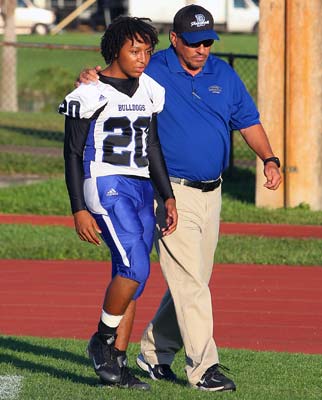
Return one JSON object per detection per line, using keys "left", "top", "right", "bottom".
{"left": 0, "top": 0, "right": 18, "bottom": 111}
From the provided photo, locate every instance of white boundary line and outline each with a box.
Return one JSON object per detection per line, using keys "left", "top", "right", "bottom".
{"left": 0, "top": 375, "right": 23, "bottom": 400}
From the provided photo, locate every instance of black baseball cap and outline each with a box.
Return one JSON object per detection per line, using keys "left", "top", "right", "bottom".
{"left": 173, "top": 5, "right": 219, "bottom": 44}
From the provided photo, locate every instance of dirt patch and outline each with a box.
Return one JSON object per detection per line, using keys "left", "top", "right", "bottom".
{"left": 0, "top": 145, "right": 62, "bottom": 157}
{"left": 0, "top": 174, "right": 51, "bottom": 188}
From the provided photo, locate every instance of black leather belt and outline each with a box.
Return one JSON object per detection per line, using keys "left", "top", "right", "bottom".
{"left": 170, "top": 176, "right": 222, "bottom": 192}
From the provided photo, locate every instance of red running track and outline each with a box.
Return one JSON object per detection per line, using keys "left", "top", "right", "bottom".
{"left": 1, "top": 213, "right": 322, "bottom": 238}
{"left": 1, "top": 259, "right": 322, "bottom": 354}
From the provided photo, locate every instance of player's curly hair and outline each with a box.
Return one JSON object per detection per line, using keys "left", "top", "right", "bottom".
{"left": 101, "top": 16, "right": 159, "bottom": 65}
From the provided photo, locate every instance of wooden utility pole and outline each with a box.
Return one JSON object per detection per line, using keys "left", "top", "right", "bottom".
{"left": 285, "top": 0, "right": 322, "bottom": 210}
{"left": 256, "top": 0, "right": 322, "bottom": 210}
{"left": 0, "top": 0, "right": 18, "bottom": 112}
{"left": 256, "top": 0, "right": 285, "bottom": 208}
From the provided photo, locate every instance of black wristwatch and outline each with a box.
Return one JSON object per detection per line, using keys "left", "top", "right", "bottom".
{"left": 263, "top": 156, "right": 280, "bottom": 168}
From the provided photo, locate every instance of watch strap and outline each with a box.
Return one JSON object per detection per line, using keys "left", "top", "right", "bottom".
{"left": 263, "top": 156, "right": 280, "bottom": 168}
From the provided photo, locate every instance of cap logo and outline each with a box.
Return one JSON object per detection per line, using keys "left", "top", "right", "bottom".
{"left": 191, "top": 14, "right": 210, "bottom": 28}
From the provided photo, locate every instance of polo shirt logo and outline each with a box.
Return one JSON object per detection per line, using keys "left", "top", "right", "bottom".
{"left": 208, "top": 85, "right": 222, "bottom": 94}
{"left": 191, "top": 14, "right": 210, "bottom": 28}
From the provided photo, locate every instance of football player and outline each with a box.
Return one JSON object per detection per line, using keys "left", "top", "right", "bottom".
{"left": 59, "top": 16, "right": 177, "bottom": 390}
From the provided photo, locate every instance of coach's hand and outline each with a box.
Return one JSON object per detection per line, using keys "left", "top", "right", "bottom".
{"left": 162, "top": 198, "right": 178, "bottom": 236}
{"left": 73, "top": 210, "right": 102, "bottom": 246}
{"left": 76, "top": 65, "right": 102, "bottom": 87}
{"left": 263, "top": 163, "right": 282, "bottom": 190}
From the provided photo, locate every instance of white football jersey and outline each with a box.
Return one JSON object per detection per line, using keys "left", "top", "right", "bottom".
{"left": 60, "top": 73, "right": 165, "bottom": 179}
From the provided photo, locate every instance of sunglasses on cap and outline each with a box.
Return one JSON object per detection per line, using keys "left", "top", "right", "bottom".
{"left": 178, "top": 35, "right": 214, "bottom": 48}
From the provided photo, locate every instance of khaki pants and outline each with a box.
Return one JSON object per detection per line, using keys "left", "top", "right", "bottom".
{"left": 140, "top": 182, "right": 222, "bottom": 385}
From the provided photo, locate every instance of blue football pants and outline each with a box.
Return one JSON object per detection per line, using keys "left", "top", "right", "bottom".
{"left": 84, "top": 174, "right": 155, "bottom": 299}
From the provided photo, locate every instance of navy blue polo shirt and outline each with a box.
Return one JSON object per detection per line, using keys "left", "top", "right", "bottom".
{"left": 145, "top": 46, "right": 260, "bottom": 181}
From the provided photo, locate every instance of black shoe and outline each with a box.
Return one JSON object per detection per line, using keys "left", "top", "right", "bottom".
{"left": 119, "top": 366, "right": 151, "bottom": 390}
{"left": 194, "top": 364, "right": 236, "bottom": 392}
{"left": 87, "top": 332, "right": 121, "bottom": 384}
{"left": 100, "top": 355, "right": 151, "bottom": 391}
{"left": 136, "top": 353, "right": 177, "bottom": 382}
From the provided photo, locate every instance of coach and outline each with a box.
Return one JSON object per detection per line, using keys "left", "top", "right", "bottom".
{"left": 137, "top": 5, "right": 281, "bottom": 392}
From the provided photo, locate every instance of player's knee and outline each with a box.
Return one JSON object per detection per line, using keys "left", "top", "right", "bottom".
{"left": 111, "top": 237, "right": 151, "bottom": 299}
{"left": 117, "top": 264, "right": 149, "bottom": 300}
{"left": 134, "top": 262, "right": 150, "bottom": 284}
{"left": 128, "top": 239, "right": 150, "bottom": 281}
{"left": 133, "top": 281, "right": 147, "bottom": 300}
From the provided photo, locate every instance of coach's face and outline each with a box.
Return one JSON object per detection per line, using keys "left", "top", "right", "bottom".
{"left": 170, "top": 31, "right": 213, "bottom": 76}
{"left": 113, "top": 36, "right": 153, "bottom": 79}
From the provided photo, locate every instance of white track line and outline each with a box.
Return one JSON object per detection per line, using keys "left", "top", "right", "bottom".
{"left": 0, "top": 375, "right": 23, "bottom": 400}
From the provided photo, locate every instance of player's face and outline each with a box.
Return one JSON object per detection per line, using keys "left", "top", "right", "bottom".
{"left": 170, "top": 32, "right": 212, "bottom": 76}
{"left": 113, "top": 36, "right": 153, "bottom": 79}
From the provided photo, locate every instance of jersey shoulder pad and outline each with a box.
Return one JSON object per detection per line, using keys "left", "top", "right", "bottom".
{"left": 58, "top": 82, "right": 106, "bottom": 119}
{"left": 140, "top": 73, "right": 165, "bottom": 114}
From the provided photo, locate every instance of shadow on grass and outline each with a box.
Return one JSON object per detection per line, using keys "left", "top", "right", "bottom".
{"left": 0, "top": 336, "right": 96, "bottom": 385}
{"left": 222, "top": 166, "right": 255, "bottom": 204}
{"left": 0, "top": 336, "right": 189, "bottom": 388}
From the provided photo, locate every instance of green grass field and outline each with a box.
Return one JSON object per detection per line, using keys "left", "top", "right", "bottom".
{"left": 16, "top": 31, "right": 259, "bottom": 53}
{"left": 1, "top": 336, "right": 321, "bottom": 400}
{"left": 0, "top": 223, "right": 321, "bottom": 265}
{"left": 0, "top": 174, "right": 322, "bottom": 224}
{"left": 1, "top": 174, "right": 322, "bottom": 224}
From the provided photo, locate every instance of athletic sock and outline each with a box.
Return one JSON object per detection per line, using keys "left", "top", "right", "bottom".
{"left": 98, "top": 320, "right": 117, "bottom": 336}
{"left": 98, "top": 309, "right": 124, "bottom": 335}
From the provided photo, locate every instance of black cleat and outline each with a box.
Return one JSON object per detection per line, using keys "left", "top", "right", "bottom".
{"left": 87, "top": 332, "right": 121, "bottom": 384}
{"left": 194, "top": 364, "right": 236, "bottom": 392}
{"left": 136, "top": 353, "right": 177, "bottom": 382}
{"left": 100, "top": 354, "right": 151, "bottom": 390}
{"left": 118, "top": 365, "right": 151, "bottom": 390}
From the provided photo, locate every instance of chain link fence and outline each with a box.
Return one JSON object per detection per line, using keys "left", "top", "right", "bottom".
{"left": 0, "top": 41, "right": 258, "bottom": 175}
{"left": 218, "top": 52, "right": 258, "bottom": 172}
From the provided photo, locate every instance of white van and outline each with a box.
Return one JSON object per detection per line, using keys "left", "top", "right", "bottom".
{"left": 0, "top": 0, "right": 56, "bottom": 35}
{"left": 128, "top": 0, "right": 259, "bottom": 33}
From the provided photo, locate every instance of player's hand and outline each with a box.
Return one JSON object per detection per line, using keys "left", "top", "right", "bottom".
{"left": 263, "top": 162, "right": 282, "bottom": 190}
{"left": 161, "top": 198, "right": 178, "bottom": 236}
{"left": 75, "top": 65, "right": 102, "bottom": 87}
{"left": 73, "top": 210, "right": 102, "bottom": 245}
